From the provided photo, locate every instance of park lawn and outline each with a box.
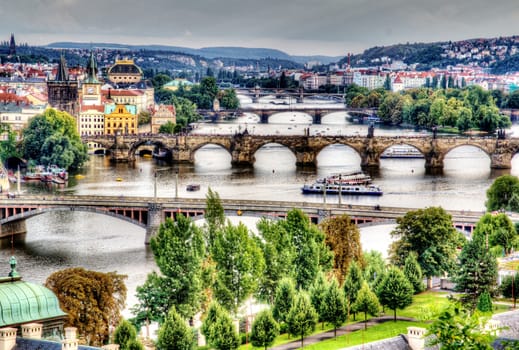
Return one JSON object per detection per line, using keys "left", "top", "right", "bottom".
{"left": 398, "top": 290, "right": 451, "bottom": 320}
{"left": 302, "top": 321, "right": 428, "bottom": 350}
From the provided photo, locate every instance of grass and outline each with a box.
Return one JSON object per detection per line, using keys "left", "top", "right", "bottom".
{"left": 235, "top": 291, "right": 515, "bottom": 350}
{"left": 302, "top": 321, "right": 427, "bottom": 350}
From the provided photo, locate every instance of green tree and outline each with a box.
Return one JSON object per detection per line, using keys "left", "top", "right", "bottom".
{"left": 453, "top": 233, "right": 498, "bottom": 309}
{"left": 403, "top": 252, "right": 424, "bottom": 294}
{"left": 343, "top": 260, "right": 364, "bottom": 320}
{"left": 218, "top": 88, "right": 240, "bottom": 109}
{"left": 157, "top": 307, "right": 195, "bottom": 350}
{"left": 352, "top": 281, "right": 381, "bottom": 330}
{"left": 500, "top": 272, "right": 519, "bottom": 308}
{"left": 200, "top": 76, "right": 218, "bottom": 101}
{"left": 473, "top": 212, "right": 519, "bottom": 255}
{"left": 272, "top": 277, "right": 296, "bottom": 324}
{"left": 309, "top": 271, "right": 329, "bottom": 326}
{"left": 158, "top": 121, "right": 176, "bottom": 134}
{"left": 204, "top": 187, "right": 226, "bottom": 249}
{"left": 0, "top": 124, "right": 20, "bottom": 162}
{"left": 126, "top": 339, "right": 144, "bottom": 350}
{"left": 137, "top": 111, "right": 151, "bottom": 125}
{"left": 486, "top": 175, "right": 519, "bottom": 212}
{"left": 376, "top": 267, "right": 413, "bottom": 321}
{"left": 151, "top": 73, "right": 172, "bottom": 89}
{"left": 286, "top": 291, "right": 318, "bottom": 348}
{"left": 45, "top": 268, "right": 127, "bottom": 346}
{"left": 256, "top": 217, "right": 296, "bottom": 303}
{"left": 212, "top": 222, "right": 265, "bottom": 314}
{"left": 322, "top": 278, "right": 348, "bottom": 338}
{"left": 427, "top": 303, "right": 497, "bottom": 350}
{"left": 477, "top": 291, "right": 493, "bottom": 312}
{"left": 135, "top": 214, "right": 205, "bottom": 323}
{"left": 389, "top": 207, "right": 464, "bottom": 287}
{"left": 204, "top": 306, "right": 240, "bottom": 350}
{"left": 113, "top": 319, "right": 137, "bottom": 350}
{"left": 201, "top": 301, "right": 224, "bottom": 343}
{"left": 282, "top": 209, "right": 333, "bottom": 290}
{"left": 320, "top": 214, "right": 363, "bottom": 284}
{"left": 363, "top": 250, "right": 386, "bottom": 288}
{"left": 250, "top": 309, "right": 279, "bottom": 350}
{"left": 383, "top": 74, "right": 392, "bottom": 91}
{"left": 22, "top": 108, "right": 88, "bottom": 170}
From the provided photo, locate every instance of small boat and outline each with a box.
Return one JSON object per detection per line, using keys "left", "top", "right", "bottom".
{"left": 381, "top": 146, "right": 424, "bottom": 159}
{"left": 116, "top": 177, "right": 123, "bottom": 182}
{"left": 75, "top": 174, "right": 85, "bottom": 180}
{"left": 51, "top": 176, "right": 66, "bottom": 185}
{"left": 186, "top": 184, "right": 200, "bottom": 191}
{"left": 301, "top": 183, "right": 383, "bottom": 196}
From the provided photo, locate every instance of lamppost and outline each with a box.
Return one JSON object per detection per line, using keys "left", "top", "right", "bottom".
{"left": 338, "top": 174, "right": 342, "bottom": 205}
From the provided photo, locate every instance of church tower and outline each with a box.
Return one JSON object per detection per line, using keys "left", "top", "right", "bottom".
{"left": 8, "top": 33, "right": 15, "bottom": 56}
{"left": 47, "top": 53, "right": 79, "bottom": 117}
{"left": 81, "top": 51, "right": 101, "bottom": 106}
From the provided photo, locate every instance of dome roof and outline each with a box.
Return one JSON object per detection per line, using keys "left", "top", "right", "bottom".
{"left": 107, "top": 59, "right": 143, "bottom": 75}
{"left": 0, "top": 279, "right": 66, "bottom": 327}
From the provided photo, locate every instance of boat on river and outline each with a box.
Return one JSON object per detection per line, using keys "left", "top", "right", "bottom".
{"left": 381, "top": 146, "right": 424, "bottom": 159}
{"left": 301, "top": 183, "right": 383, "bottom": 196}
{"left": 317, "top": 170, "right": 372, "bottom": 185}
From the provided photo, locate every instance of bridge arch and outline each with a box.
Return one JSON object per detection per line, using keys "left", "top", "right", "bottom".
{"left": 190, "top": 143, "right": 232, "bottom": 164}
{"left": 315, "top": 143, "right": 363, "bottom": 167}
{"left": 1, "top": 206, "right": 147, "bottom": 235}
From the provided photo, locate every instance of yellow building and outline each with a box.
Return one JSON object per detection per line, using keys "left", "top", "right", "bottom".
{"left": 104, "top": 104, "right": 137, "bottom": 135}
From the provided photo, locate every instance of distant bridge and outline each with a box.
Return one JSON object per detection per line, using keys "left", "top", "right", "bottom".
{"left": 82, "top": 133, "right": 519, "bottom": 171}
{"left": 0, "top": 195, "right": 484, "bottom": 244}
{"left": 197, "top": 106, "right": 375, "bottom": 124}
{"left": 235, "top": 87, "right": 344, "bottom": 103}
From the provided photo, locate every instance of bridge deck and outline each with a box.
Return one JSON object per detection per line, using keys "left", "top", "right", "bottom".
{"left": 0, "top": 195, "right": 487, "bottom": 226}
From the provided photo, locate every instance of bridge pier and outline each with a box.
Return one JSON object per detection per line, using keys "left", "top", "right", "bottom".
{"left": 0, "top": 219, "right": 27, "bottom": 238}
{"left": 312, "top": 111, "right": 322, "bottom": 124}
{"left": 145, "top": 202, "right": 163, "bottom": 244}
{"left": 490, "top": 140, "right": 515, "bottom": 169}
{"left": 260, "top": 112, "right": 269, "bottom": 124}
{"left": 110, "top": 132, "right": 135, "bottom": 163}
{"left": 295, "top": 149, "right": 317, "bottom": 167}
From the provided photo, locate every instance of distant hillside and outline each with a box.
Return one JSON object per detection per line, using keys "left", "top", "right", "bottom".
{"left": 45, "top": 42, "right": 340, "bottom": 64}
{"left": 339, "top": 35, "right": 519, "bottom": 72}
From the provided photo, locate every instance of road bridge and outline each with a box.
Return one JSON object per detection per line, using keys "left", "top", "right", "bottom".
{"left": 83, "top": 132, "right": 519, "bottom": 172}
{"left": 0, "top": 195, "right": 484, "bottom": 244}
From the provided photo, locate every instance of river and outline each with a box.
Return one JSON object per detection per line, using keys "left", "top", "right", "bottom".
{"left": 3, "top": 96, "right": 519, "bottom": 318}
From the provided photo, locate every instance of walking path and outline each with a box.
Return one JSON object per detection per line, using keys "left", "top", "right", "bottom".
{"left": 269, "top": 316, "right": 416, "bottom": 350}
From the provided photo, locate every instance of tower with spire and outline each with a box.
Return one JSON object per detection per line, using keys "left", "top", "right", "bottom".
{"left": 81, "top": 51, "right": 101, "bottom": 106}
{"left": 47, "top": 52, "right": 79, "bottom": 117}
{"left": 8, "top": 33, "right": 16, "bottom": 56}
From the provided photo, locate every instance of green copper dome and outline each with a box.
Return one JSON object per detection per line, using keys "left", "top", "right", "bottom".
{"left": 0, "top": 279, "right": 67, "bottom": 327}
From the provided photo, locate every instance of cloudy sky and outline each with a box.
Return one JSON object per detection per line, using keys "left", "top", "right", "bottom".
{"left": 1, "top": 0, "right": 518, "bottom": 56}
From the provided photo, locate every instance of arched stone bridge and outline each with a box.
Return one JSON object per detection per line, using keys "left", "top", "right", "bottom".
{"left": 83, "top": 133, "right": 519, "bottom": 170}
{"left": 239, "top": 106, "right": 377, "bottom": 124}
{"left": 0, "top": 195, "right": 485, "bottom": 244}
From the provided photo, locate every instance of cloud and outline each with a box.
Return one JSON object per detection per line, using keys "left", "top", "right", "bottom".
{"left": 1, "top": 0, "right": 518, "bottom": 56}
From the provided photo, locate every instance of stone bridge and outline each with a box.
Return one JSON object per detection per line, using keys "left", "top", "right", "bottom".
{"left": 235, "top": 87, "right": 344, "bottom": 103}
{"left": 83, "top": 133, "right": 519, "bottom": 171}
{"left": 239, "top": 106, "right": 377, "bottom": 124}
{"left": 0, "top": 195, "right": 484, "bottom": 244}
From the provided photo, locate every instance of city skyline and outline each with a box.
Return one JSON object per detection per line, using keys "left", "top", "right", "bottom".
{"left": 1, "top": 0, "right": 519, "bottom": 57}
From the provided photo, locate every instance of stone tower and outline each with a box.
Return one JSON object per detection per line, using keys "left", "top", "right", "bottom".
{"left": 47, "top": 53, "right": 79, "bottom": 117}
{"left": 8, "top": 33, "right": 15, "bottom": 56}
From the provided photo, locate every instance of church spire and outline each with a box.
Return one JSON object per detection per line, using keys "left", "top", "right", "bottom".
{"left": 55, "top": 52, "right": 69, "bottom": 82}
{"left": 84, "top": 50, "right": 99, "bottom": 84}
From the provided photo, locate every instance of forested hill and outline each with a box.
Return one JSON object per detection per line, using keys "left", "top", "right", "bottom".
{"left": 339, "top": 35, "right": 519, "bottom": 73}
